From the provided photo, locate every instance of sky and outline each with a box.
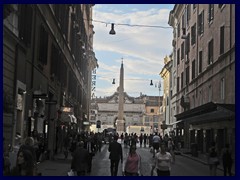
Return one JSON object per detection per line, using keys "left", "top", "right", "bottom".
{"left": 92, "top": 4, "right": 174, "bottom": 98}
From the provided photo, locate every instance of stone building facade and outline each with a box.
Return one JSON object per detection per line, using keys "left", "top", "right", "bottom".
{"left": 168, "top": 4, "right": 235, "bottom": 155}
{"left": 90, "top": 93, "right": 164, "bottom": 134}
{"left": 3, "top": 4, "right": 98, "bottom": 158}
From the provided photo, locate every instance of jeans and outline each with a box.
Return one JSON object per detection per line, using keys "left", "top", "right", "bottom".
{"left": 110, "top": 159, "right": 120, "bottom": 176}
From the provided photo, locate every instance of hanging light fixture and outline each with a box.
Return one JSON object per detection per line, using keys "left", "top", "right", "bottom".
{"left": 112, "top": 78, "right": 116, "bottom": 84}
{"left": 150, "top": 80, "right": 153, "bottom": 86}
{"left": 109, "top": 23, "right": 116, "bottom": 35}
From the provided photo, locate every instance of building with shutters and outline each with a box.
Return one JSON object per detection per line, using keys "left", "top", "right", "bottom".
{"left": 168, "top": 4, "right": 235, "bottom": 156}
{"left": 3, "top": 4, "right": 98, "bottom": 158}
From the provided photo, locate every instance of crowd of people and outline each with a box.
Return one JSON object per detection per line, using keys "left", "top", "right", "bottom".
{"left": 3, "top": 130, "right": 43, "bottom": 176}
{"left": 3, "top": 130, "right": 233, "bottom": 176}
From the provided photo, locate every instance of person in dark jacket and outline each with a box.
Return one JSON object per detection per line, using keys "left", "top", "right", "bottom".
{"left": 108, "top": 135, "right": 123, "bottom": 176}
{"left": 10, "top": 149, "right": 35, "bottom": 176}
{"left": 221, "top": 143, "right": 233, "bottom": 176}
{"left": 71, "top": 141, "right": 90, "bottom": 176}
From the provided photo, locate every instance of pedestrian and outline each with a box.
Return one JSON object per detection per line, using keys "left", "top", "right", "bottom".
{"left": 139, "top": 134, "right": 143, "bottom": 148}
{"left": 149, "top": 134, "right": 153, "bottom": 148}
{"left": 10, "top": 149, "right": 35, "bottom": 176}
{"left": 3, "top": 137, "right": 11, "bottom": 176}
{"left": 221, "top": 143, "right": 233, "bottom": 176}
{"left": 20, "top": 137, "right": 37, "bottom": 163}
{"left": 32, "top": 130, "right": 40, "bottom": 161}
{"left": 71, "top": 141, "right": 91, "bottom": 176}
{"left": 167, "top": 138, "right": 175, "bottom": 163}
{"left": 122, "top": 144, "right": 142, "bottom": 176}
{"left": 120, "top": 133, "right": 124, "bottom": 144}
{"left": 208, "top": 142, "right": 219, "bottom": 176}
{"left": 151, "top": 143, "right": 173, "bottom": 176}
{"left": 143, "top": 134, "right": 147, "bottom": 148}
{"left": 152, "top": 133, "right": 161, "bottom": 158}
{"left": 108, "top": 135, "right": 123, "bottom": 176}
{"left": 63, "top": 135, "right": 70, "bottom": 159}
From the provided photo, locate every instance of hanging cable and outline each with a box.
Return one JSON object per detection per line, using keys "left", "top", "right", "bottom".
{"left": 85, "top": 18, "right": 172, "bottom": 29}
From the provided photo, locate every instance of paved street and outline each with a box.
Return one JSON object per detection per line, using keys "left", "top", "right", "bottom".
{"left": 37, "top": 141, "right": 228, "bottom": 176}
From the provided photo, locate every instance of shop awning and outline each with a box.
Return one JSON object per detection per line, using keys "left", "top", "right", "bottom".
{"left": 168, "top": 120, "right": 183, "bottom": 126}
{"left": 175, "top": 102, "right": 235, "bottom": 124}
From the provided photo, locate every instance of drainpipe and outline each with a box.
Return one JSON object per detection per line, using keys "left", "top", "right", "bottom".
{"left": 11, "top": 44, "right": 19, "bottom": 149}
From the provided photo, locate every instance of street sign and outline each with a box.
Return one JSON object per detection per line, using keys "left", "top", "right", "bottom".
{"left": 96, "top": 120, "right": 101, "bottom": 128}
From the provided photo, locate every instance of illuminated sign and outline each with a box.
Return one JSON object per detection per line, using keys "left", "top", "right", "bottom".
{"left": 83, "top": 121, "right": 90, "bottom": 125}
{"left": 61, "top": 107, "right": 73, "bottom": 112}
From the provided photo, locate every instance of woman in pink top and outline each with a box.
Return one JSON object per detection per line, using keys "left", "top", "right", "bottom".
{"left": 122, "top": 145, "right": 142, "bottom": 176}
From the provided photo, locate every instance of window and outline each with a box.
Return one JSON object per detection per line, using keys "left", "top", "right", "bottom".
{"left": 208, "top": 4, "right": 214, "bottom": 23}
{"left": 51, "top": 44, "right": 59, "bottom": 79}
{"left": 39, "top": 25, "right": 48, "bottom": 66}
{"left": 221, "top": 78, "right": 225, "bottom": 100}
{"left": 186, "top": 5, "right": 191, "bottom": 26}
{"left": 208, "top": 39, "right": 214, "bottom": 65}
{"left": 193, "top": 4, "right": 196, "bottom": 10}
{"left": 181, "top": 72, "right": 184, "bottom": 89}
{"left": 208, "top": 85, "right": 212, "bottom": 102}
{"left": 199, "top": 90, "right": 202, "bottom": 105}
{"left": 185, "top": 33, "right": 190, "bottom": 55}
{"left": 186, "top": 66, "right": 189, "bottom": 85}
{"left": 182, "top": 12, "right": 185, "bottom": 34}
{"left": 220, "top": 26, "right": 225, "bottom": 54}
{"left": 192, "top": 95, "right": 195, "bottom": 108}
{"left": 19, "top": 5, "right": 33, "bottom": 46}
{"left": 198, "top": 10, "right": 204, "bottom": 35}
{"left": 153, "top": 116, "right": 159, "bottom": 122}
{"left": 218, "top": 4, "right": 224, "bottom": 9}
{"left": 191, "top": 23, "right": 196, "bottom": 45}
{"left": 192, "top": 59, "right": 195, "bottom": 80}
{"left": 177, "top": 48, "right": 180, "bottom": 65}
{"left": 181, "top": 42, "right": 185, "bottom": 60}
{"left": 145, "top": 117, "right": 149, "bottom": 122}
{"left": 199, "top": 51, "right": 203, "bottom": 73}
{"left": 150, "top": 109, "right": 154, "bottom": 113}
{"left": 177, "top": 77, "right": 180, "bottom": 92}
{"left": 177, "top": 23, "right": 180, "bottom": 38}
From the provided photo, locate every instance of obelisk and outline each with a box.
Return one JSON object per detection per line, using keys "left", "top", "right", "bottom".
{"left": 117, "top": 60, "right": 124, "bottom": 133}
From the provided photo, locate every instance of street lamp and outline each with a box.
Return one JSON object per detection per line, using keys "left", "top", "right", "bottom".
{"left": 109, "top": 23, "right": 116, "bottom": 35}
{"left": 150, "top": 80, "right": 162, "bottom": 135}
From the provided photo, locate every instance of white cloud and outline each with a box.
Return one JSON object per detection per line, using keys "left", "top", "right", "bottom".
{"left": 92, "top": 5, "right": 173, "bottom": 97}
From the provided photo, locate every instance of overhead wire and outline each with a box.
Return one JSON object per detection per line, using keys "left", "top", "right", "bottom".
{"left": 86, "top": 18, "right": 172, "bottom": 29}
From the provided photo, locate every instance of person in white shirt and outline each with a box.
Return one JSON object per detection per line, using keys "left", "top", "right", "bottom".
{"left": 152, "top": 133, "right": 161, "bottom": 158}
{"left": 151, "top": 143, "right": 173, "bottom": 176}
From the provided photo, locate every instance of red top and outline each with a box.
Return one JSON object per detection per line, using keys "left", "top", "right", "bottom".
{"left": 125, "top": 153, "right": 139, "bottom": 173}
